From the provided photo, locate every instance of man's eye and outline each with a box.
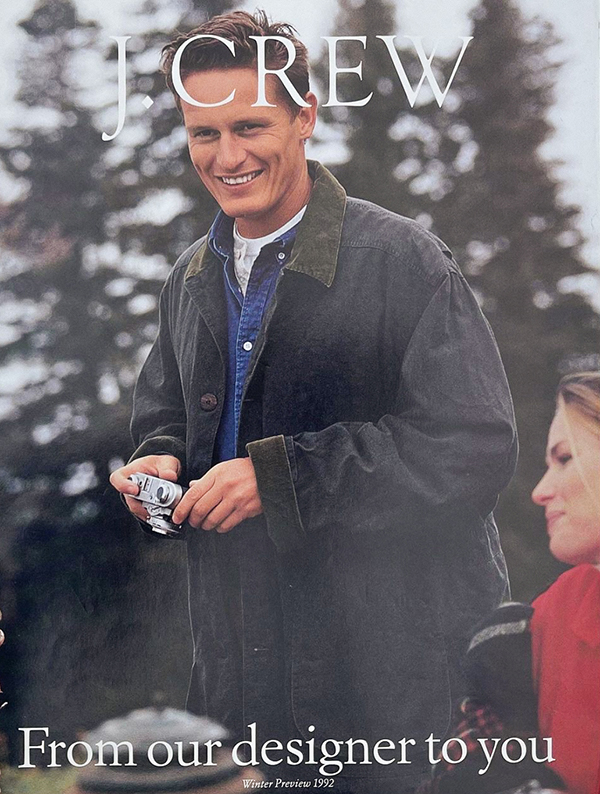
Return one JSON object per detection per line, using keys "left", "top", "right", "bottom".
{"left": 194, "top": 129, "right": 216, "bottom": 139}
{"left": 239, "top": 123, "right": 261, "bottom": 132}
{"left": 557, "top": 454, "right": 572, "bottom": 465}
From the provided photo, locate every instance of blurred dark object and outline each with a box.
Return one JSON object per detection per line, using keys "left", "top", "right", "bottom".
{"left": 417, "top": 603, "right": 566, "bottom": 794}
{"left": 0, "top": 609, "right": 5, "bottom": 713}
{"left": 466, "top": 602, "right": 537, "bottom": 730}
{"left": 496, "top": 783, "right": 565, "bottom": 794}
{"left": 68, "top": 706, "right": 262, "bottom": 793}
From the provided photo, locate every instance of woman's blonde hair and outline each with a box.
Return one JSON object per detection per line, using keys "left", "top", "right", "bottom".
{"left": 556, "top": 372, "right": 600, "bottom": 510}
{"left": 557, "top": 371, "right": 600, "bottom": 430}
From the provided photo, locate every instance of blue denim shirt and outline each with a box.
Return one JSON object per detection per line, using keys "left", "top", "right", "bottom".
{"left": 208, "top": 212, "right": 299, "bottom": 462}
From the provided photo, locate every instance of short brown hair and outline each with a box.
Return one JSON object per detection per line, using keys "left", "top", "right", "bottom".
{"left": 160, "top": 10, "right": 310, "bottom": 115}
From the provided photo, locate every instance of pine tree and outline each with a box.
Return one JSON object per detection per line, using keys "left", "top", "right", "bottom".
{"left": 100, "top": 0, "right": 235, "bottom": 269}
{"left": 430, "top": 0, "right": 599, "bottom": 598}
{"left": 0, "top": 0, "right": 230, "bottom": 749}
{"left": 316, "top": 0, "right": 599, "bottom": 598}
{"left": 313, "top": 0, "right": 453, "bottom": 222}
{"left": 0, "top": 6, "right": 147, "bottom": 513}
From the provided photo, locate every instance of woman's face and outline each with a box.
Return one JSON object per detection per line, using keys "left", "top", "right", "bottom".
{"left": 532, "top": 402, "right": 600, "bottom": 565}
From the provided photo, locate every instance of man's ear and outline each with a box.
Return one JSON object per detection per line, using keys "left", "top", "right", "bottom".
{"left": 297, "top": 91, "right": 318, "bottom": 140}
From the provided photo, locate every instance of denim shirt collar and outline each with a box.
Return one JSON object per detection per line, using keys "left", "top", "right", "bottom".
{"left": 185, "top": 161, "right": 347, "bottom": 287}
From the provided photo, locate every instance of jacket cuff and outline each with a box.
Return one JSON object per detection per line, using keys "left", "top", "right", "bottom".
{"left": 246, "top": 435, "right": 306, "bottom": 553}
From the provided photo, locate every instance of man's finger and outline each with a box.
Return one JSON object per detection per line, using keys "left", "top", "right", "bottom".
{"left": 215, "top": 509, "right": 242, "bottom": 534}
{"left": 110, "top": 455, "right": 180, "bottom": 495}
{"left": 124, "top": 494, "right": 148, "bottom": 521}
{"left": 182, "top": 486, "right": 223, "bottom": 529}
{"left": 200, "top": 500, "right": 236, "bottom": 531}
{"left": 110, "top": 468, "right": 141, "bottom": 495}
{"left": 172, "top": 475, "right": 216, "bottom": 525}
{"left": 155, "top": 460, "right": 180, "bottom": 481}
{"left": 110, "top": 460, "right": 159, "bottom": 494}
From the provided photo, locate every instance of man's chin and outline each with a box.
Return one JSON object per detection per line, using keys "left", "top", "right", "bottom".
{"left": 220, "top": 201, "right": 266, "bottom": 224}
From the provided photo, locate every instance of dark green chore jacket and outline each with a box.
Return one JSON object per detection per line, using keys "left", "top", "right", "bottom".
{"left": 130, "top": 161, "right": 517, "bottom": 793}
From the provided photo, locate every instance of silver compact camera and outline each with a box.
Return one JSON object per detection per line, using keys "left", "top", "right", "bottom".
{"left": 128, "top": 473, "right": 187, "bottom": 537}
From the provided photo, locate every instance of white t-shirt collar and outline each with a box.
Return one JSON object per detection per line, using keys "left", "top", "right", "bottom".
{"left": 233, "top": 205, "right": 307, "bottom": 251}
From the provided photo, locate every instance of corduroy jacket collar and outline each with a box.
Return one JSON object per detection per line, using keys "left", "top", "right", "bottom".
{"left": 184, "top": 160, "right": 346, "bottom": 287}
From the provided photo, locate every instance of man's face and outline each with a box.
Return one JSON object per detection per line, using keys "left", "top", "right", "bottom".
{"left": 181, "top": 68, "right": 317, "bottom": 237}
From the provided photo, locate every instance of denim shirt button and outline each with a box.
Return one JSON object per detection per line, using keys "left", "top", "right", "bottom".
{"left": 277, "top": 252, "right": 286, "bottom": 260}
{"left": 200, "top": 393, "right": 218, "bottom": 411}
{"left": 242, "top": 340, "right": 253, "bottom": 351}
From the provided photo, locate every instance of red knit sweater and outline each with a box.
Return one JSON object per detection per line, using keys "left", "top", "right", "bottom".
{"left": 531, "top": 564, "right": 600, "bottom": 794}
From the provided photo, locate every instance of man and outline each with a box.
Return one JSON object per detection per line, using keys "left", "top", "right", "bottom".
{"left": 110, "top": 11, "right": 517, "bottom": 793}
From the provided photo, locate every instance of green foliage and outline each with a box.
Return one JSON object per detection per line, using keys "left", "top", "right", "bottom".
{"left": 429, "top": 0, "right": 599, "bottom": 598}
{"left": 315, "top": 0, "right": 599, "bottom": 600}
{"left": 314, "top": 0, "right": 444, "bottom": 220}
{"left": 0, "top": 0, "right": 232, "bottom": 758}
{"left": 0, "top": 766, "right": 76, "bottom": 794}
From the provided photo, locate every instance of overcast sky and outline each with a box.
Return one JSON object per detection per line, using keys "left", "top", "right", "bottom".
{"left": 1, "top": 0, "right": 598, "bottom": 267}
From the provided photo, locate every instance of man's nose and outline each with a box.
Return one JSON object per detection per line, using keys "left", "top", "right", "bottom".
{"left": 531, "top": 468, "right": 554, "bottom": 506}
{"left": 216, "top": 134, "right": 246, "bottom": 172}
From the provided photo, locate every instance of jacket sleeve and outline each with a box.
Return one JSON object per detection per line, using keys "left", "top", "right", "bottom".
{"left": 247, "top": 269, "right": 517, "bottom": 553}
{"left": 129, "top": 272, "right": 188, "bottom": 477}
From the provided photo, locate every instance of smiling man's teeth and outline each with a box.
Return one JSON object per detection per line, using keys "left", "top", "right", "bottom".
{"left": 221, "top": 171, "right": 261, "bottom": 185}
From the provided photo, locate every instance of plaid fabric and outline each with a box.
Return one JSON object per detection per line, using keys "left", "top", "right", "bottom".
{"left": 416, "top": 697, "right": 504, "bottom": 794}
{"left": 416, "top": 697, "right": 566, "bottom": 794}
{"left": 416, "top": 697, "right": 507, "bottom": 794}
{"left": 441, "top": 697, "right": 505, "bottom": 766}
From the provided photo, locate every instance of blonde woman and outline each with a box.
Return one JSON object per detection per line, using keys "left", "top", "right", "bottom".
{"left": 529, "top": 372, "right": 600, "bottom": 794}
{"left": 418, "top": 372, "right": 600, "bottom": 794}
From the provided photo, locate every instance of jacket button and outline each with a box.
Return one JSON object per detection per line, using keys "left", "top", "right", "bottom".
{"left": 200, "top": 393, "right": 218, "bottom": 411}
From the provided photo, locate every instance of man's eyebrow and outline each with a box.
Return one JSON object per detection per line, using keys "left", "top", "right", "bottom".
{"left": 187, "top": 117, "right": 270, "bottom": 134}
{"left": 187, "top": 124, "right": 214, "bottom": 134}
{"left": 233, "top": 116, "right": 270, "bottom": 125}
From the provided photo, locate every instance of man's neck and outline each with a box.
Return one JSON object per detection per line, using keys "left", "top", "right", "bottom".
{"left": 234, "top": 205, "right": 307, "bottom": 249}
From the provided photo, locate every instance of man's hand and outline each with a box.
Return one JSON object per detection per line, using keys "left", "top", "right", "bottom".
{"left": 109, "top": 454, "right": 181, "bottom": 522}
{"left": 172, "top": 458, "right": 263, "bottom": 533}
